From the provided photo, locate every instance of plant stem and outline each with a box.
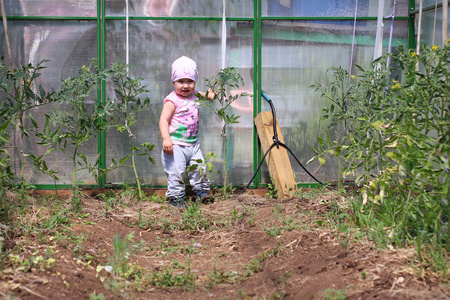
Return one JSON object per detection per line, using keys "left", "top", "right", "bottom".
{"left": 72, "top": 146, "right": 78, "bottom": 193}
{"left": 130, "top": 137, "right": 142, "bottom": 199}
{"left": 19, "top": 112, "right": 25, "bottom": 203}
{"left": 338, "top": 155, "right": 341, "bottom": 190}
{"left": 223, "top": 136, "right": 228, "bottom": 198}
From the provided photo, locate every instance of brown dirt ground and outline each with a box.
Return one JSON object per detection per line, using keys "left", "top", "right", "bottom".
{"left": 0, "top": 188, "right": 449, "bottom": 300}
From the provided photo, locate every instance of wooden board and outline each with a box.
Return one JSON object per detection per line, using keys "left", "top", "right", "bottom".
{"left": 254, "top": 111, "right": 297, "bottom": 199}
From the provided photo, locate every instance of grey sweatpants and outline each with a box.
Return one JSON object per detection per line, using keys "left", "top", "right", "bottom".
{"left": 161, "top": 142, "right": 210, "bottom": 198}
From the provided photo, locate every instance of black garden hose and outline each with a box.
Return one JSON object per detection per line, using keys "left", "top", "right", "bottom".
{"left": 240, "top": 91, "right": 335, "bottom": 194}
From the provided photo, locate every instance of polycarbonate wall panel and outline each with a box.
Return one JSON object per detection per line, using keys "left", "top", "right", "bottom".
{"left": 4, "top": 0, "right": 97, "bottom": 17}
{"left": 0, "top": 20, "right": 98, "bottom": 87}
{"left": 105, "top": 0, "right": 254, "bottom": 18}
{"left": 0, "top": 20, "right": 98, "bottom": 185}
{"left": 104, "top": 20, "right": 254, "bottom": 186}
{"left": 418, "top": 7, "right": 450, "bottom": 46}
{"left": 262, "top": 0, "right": 409, "bottom": 17}
{"left": 0, "top": 1, "right": 414, "bottom": 187}
{"left": 416, "top": 0, "right": 444, "bottom": 7}
{"left": 260, "top": 19, "right": 409, "bottom": 183}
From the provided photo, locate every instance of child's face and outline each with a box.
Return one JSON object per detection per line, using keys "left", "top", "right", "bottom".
{"left": 173, "top": 78, "right": 196, "bottom": 97}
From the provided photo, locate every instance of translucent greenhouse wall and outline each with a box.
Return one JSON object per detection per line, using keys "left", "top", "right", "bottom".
{"left": 0, "top": 0, "right": 419, "bottom": 188}
{"left": 415, "top": 0, "right": 450, "bottom": 46}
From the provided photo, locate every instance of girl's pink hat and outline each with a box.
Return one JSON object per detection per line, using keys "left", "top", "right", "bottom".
{"left": 171, "top": 56, "right": 198, "bottom": 82}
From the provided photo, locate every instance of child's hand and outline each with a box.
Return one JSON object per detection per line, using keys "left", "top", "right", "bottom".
{"left": 162, "top": 138, "right": 173, "bottom": 155}
{"left": 206, "top": 88, "right": 218, "bottom": 100}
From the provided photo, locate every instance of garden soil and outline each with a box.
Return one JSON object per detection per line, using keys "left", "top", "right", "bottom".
{"left": 0, "top": 188, "right": 449, "bottom": 299}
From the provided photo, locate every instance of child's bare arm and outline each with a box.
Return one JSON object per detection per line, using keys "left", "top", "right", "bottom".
{"left": 159, "top": 101, "right": 176, "bottom": 155}
{"left": 198, "top": 88, "right": 217, "bottom": 101}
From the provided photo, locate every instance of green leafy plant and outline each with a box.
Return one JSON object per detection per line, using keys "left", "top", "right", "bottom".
{"left": 323, "top": 288, "right": 346, "bottom": 300}
{"left": 148, "top": 256, "right": 196, "bottom": 289}
{"left": 229, "top": 205, "right": 255, "bottom": 226}
{"left": 242, "top": 243, "right": 284, "bottom": 277}
{"left": 197, "top": 68, "right": 251, "bottom": 198}
{"left": 266, "top": 175, "right": 278, "bottom": 199}
{"left": 134, "top": 211, "right": 157, "bottom": 230}
{"left": 102, "top": 233, "right": 135, "bottom": 299}
{"left": 337, "top": 224, "right": 350, "bottom": 254}
{"left": 311, "top": 43, "right": 449, "bottom": 272}
{"left": 180, "top": 202, "right": 211, "bottom": 233}
{"left": 36, "top": 60, "right": 112, "bottom": 205}
{"left": 263, "top": 204, "right": 301, "bottom": 236}
{"left": 0, "top": 108, "right": 13, "bottom": 220}
{"left": 99, "top": 190, "right": 122, "bottom": 213}
{"left": 89, "top": 292, "right": 105, "bottom": 300}
{"left": 187, "top": 151, "right": 221, "bottom": 195}
{"left": 207, "top": 266, "right": 238, "bottom": 288}
{"left": 106, "top": 62, "right": 156, "bottom": 200}
{"left": 0, "top": 59, "right": 59, "bottom": 202}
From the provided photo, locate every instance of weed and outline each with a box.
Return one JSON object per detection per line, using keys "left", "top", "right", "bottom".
{"left": 44, "top": 211, "right": 70, "bottom": 229}
{"left": 187, "top": 152, "right": 219, "bottom": 195}
{"left": 102, "top": 233, "right": 135, "bottom": 298}
{"left": 161, "top": 218, "right": 178, "bottom": 235}
{"left": 337, "top": 224, "right": 350, "bottom": 254}
{"left": 282, "top": 216, "right": 300, "bottom": 231}
{"left": 157, "top": 237, "right": 180, "bottom": 255}
{"left": 70, "top": 194, "right": 83, "bottom": 212}
{"left": 148, "top": 256, "right": 196, "bottom": 290}
{"left": 361, "top": 270, "right": 367, "bottom": 279}
{"left": 89, "top": 292, "right": 105, "bottom": 300}
{"left": 119, "top": 183, "right": 135, "bottom": 199}
{"left": 179, "top": 242, "right": 197, "bottom": 254}
{"left": 263, "top": 204, "right": 302, "bottom": 236}
{"left": 146, "top": 193, "right": 165, "bottom": 203}
{"left": 51, "top": 228, "right": 89, "bottom": 257}
{"left": 180, "top": 202, "right": 211, "bottom": 233}
{"left": 215, "top": 183, "right": 236, "bottom": 201}
{"left": 266, "top": 175, "right": 278, "bottom": 199}
{"left": 274, "top": 270, "right": 292, "bottom": 298}
{"left": 243, "top": 243, "right": 285, "bottom": 277}
{"left": 322, "top": 288, "right": 346, "bottom": 300}
{"left": 230, "top": 208, "right": 243, "bottom": 222}
{"left": 99, "top": 191, "right": 122, "bottom": 213}
{"left": 207, "top": 266, "right": 238, "bottom": 288}
{"left": 230, "top": 205, "right": 255, "bottom": 226}
{"left": 134, "top": 211, "right": 157, "bottom": 230}
{"left": 236, "top": 290, "right": 248, "bottom": 299}
{"left": 244, "top": 258, "right": 262, "bottom": 277}
{"left": 264, "top": 225, "right": 281, "bottom": 237}
{"left": 7, "top": 249, "right": 56, "bottom": 273}
{"left": 293, "top": 187, "right": 308, "bottom": 199}
{"left": 248, "top": 215, "right": 256, "bottom": 227}
{"left": 272, "top": 290, "right": 287, "bottom": 299}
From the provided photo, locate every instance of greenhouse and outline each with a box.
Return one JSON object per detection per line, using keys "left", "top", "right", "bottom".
{"left": 0, "top": 0, "right": 448, "bottom": 190}
{"left": 1, "top": 1, "right": 449, "bottom": 299}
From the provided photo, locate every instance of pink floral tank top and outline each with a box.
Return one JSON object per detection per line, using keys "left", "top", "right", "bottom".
{"left": 164, "top": 90, "right": 199, "bottom": 146}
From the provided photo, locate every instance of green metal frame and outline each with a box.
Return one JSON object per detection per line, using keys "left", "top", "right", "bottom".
{"left": 409, "top": 0, "right": 416, "bottom": 49}
{"left": 255, "top": 0, "right": 262, "bottom": 188}
{"left": 99, "top": 0, "right": 107, "bottom": 187}
{"left": 1, "top": 1, "right": 419, "bottom": 190}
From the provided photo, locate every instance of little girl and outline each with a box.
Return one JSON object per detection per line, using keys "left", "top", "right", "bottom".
{"left": 159, "top": 56, "right": 214, "bottom": 207}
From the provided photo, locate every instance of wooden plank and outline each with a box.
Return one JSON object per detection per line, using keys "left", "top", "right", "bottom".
{"left": 254, "top": 111, "right": 297, "bottom": 199}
